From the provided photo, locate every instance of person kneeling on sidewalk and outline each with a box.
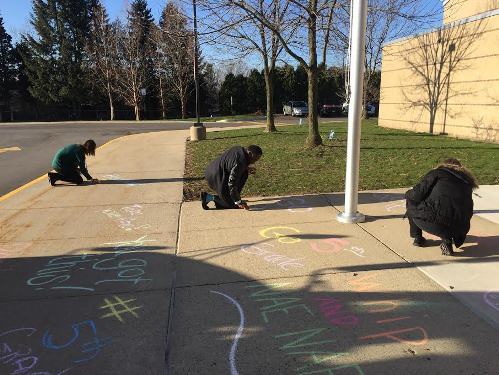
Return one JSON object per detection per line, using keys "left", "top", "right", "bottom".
{"left": 48, "top": 140, "right": 99, "bottom": 186}
{"left": 405, "top": 158, "right": 478, "bottom": 256}
{"left": 201, "top": 145, "right": 263, "bottom": 210}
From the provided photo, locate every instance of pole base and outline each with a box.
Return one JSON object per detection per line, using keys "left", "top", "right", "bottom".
{"left": 190, "top": 124, "right": 206, "bottom": 141}
{"left": 336, "top": 211, "right": 365, "bottom": 224}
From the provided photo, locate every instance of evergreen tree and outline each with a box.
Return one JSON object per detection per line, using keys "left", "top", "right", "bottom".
{"left": 114, "top": 0, "right": 154, "bottom": 120}
{"left": 21, "top": 0, "right": 94, "bottom": 116}
{"left": 0, "top": 15, "right": 17, "bottom": 121}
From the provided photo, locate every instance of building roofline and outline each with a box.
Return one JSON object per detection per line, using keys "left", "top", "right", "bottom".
{"left": 383, "top": 8, "right": 499, "bottom": 48}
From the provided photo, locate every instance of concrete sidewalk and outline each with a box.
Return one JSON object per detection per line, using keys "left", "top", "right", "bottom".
{"left": 1, "top": 128, "right": 498, "bottom": 374}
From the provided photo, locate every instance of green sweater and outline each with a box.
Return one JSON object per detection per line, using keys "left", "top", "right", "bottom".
{"left": 52, "top": 144, "right": 92, "bottom": 180}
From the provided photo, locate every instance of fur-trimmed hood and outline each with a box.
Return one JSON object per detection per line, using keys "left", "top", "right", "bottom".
{"left": 436, "top": 164, "right": 478, "bottom": 190}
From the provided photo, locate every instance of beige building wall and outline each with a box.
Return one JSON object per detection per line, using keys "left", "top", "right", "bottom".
{"left": 379, "top": 6, "right": 499, "bottom": 143}
{"left": 444, "top": 0, "right": 499, "bottom": 23}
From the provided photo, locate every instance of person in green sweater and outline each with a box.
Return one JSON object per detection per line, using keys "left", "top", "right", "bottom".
{"left": 48, "top": 140, "right": 99, "bottom": 186}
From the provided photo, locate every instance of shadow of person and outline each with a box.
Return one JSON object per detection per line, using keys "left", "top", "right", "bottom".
{"left": 454, "top": 235, "right": 499, "bottom": 257}
{"left": 1, "top": 248, "right": 499, "bottom": 373}
{"left": 249, "top": 192, "right": 406, "bottom": 212}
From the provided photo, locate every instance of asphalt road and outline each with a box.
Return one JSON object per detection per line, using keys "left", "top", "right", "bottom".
{"left": 0, "top": 116, "right": 345, "bottom": 196}
{"left": 0, "top": 121, "right": 252, "bottom": 196}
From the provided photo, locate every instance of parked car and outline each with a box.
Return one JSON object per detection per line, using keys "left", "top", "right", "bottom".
{"left": 283, "top": 101, "right": 309, "bottom": 117}
{"left": 320, "top": 103, "right": 343, "bottom": 117}
{"left": 342, "top": 102, "right": 377, "bottom": 116}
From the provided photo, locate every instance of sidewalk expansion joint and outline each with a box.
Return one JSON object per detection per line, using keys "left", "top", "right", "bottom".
{"left": 2, "top": 201, "right": 181, "bottom": 210}
{"left": 0, "top": 286, "right": 172, "bottom": 304}
{"left": 164, "top": 201, "right": 183, "bottom": 374}
{"left": 172, "top": 266, "right": 412, "bottom": 290}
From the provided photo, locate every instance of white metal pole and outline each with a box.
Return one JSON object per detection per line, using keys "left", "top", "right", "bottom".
{"left": 337, "top": 0, "right": 368, "bottom": 224}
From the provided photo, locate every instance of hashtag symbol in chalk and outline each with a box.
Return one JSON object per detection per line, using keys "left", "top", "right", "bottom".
{"left": 99, "top": 295, "right": 143, "bottom": 323}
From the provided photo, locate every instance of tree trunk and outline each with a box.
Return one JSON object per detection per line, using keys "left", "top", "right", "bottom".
{"left": 159, "top": 75, "right": 166, "bottom": 119}
{"left": 107, "top": 81, "right": 114, "bottom": 121}
{"left": 429, "top": 110, "right": 435, "bottom": 134}
{"left": 181, "top": 94, "right": 187, "bottom": 119}
{"left": 306, "top": 67, "right": 322, "bottom": 147}
{"left": 263, "top": 67, "right": 277, "bottom": 132}
{"left": 306, "top": 1, "right": 322, "bottom": 148}
{"left": 133, "top": 89, "right": 140, "bottom": 121}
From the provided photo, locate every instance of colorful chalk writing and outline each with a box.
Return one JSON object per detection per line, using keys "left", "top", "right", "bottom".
{"left": 276, "top": 197, "right": 313, "bottom": 213}
{"left": 346, "top": 273, "right": 430, "bottom": 346}
{"left": 100, "top": 235, "right": 157, "bottom": 254}
{"left": 0, "top": 328, "right": 71, "bottom": 375}
{"left": 259, "top": 226, "right": 301, "bottom": 244}
{"left": 99, "top": 296, "right": 143, "bottom": 323}
{"left": 312, "top": 297, "right": 360, "bottom": 327}
{"left": 102, "top": 204, "right": 151, "bottom": 231}
{"left": 240, "top": 243, "right": 305, "bottom": 271}
{"left": 210, "top": 291, "right": 245, "bottom": 375}
{"left": 245, "top": 283, "right": 366, "bottom": 374}
{"left": 484, "top": 291, "right": 499, "bottom": 312}
{"left": 309, "top": 238, "right": 366, "bottom": 258}
{"left": 26, "top": 249, "right": 151, "bottom": 292}
{"left": 41, "top": 320, "right": 111, "bottom": 363}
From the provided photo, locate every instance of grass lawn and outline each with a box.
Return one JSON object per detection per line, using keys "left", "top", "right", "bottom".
{"left": 180, "top": 114, "right": 265, "bottom": 122}
{"left": 183, "top": 119, "right": 499, "bottom": 200}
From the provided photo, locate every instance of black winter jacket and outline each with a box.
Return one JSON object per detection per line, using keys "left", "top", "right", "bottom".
{"left": 204, "top": 146, "right": 250, "bottom": 205}
{"left": 405, "top": 167, "right": 475, "bottom": 247}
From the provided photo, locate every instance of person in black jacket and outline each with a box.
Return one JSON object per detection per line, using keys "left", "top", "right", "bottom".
{"left": 405, "top": 158, "right": 478, "bottom": 256}
{"left": 201, "top": 145, "right": 263, "bottom": 210}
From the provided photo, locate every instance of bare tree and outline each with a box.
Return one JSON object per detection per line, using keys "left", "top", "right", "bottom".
{"left": 399, "top": 18, "right": 484, "bottom": 134}
{"left": 156, "top": 2, "right": 194, "bottom": 119}
{"left": 198, "top": 0, "right": 294, "bottom": 132}
{"left": 230, "top": 0, "right": 340, "bottom": 147}
{"left": 113, "top": 0, "right": 154, "bottom": 121}
{"left": 332, "top": 0, "right": 441, "bottom": 118}
{"left": 86, "top": 0, "right": 117, "bottom": 120}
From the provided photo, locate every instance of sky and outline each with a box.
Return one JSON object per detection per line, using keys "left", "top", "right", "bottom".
{"left": 1, "top": 0, "right": 173, "bottom": 40}
{"left": 1, "top": 0, "right": 444, "bottom": 69}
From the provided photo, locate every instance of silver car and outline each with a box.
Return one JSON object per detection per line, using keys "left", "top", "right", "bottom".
{"left": 283, "top": 101, "right": 309, "bottom": 117}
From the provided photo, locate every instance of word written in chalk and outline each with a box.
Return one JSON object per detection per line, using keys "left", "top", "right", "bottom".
{"left": 310, "top": 237, "right": 366, "bottom": 257}
{"left": 348, "top": 274, "right": 429, "bottom": 346}
{"left": 276, "top": 197, "right": 313, "bottom": 213}
{"left": 27, "top": 250, "right": 151, "bottom": 292}
{"left": 312, "top": 297, "right": 360, "bottom": 327}
{"left": 245, "top": 282, "right": 366, "bottom": 374}
{"left": 259, "top": 226, "right": 301, "bottom": 244}
{"left": 241, "top": 243, "right": 305, "bottom": 271}
{"left": 102, "top": 204, "right": 151, "bottom": 231}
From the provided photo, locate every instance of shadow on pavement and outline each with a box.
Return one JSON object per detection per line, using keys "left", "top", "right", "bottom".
{"left": 250, "top": 192, "right": 405, "bottom": 212}
{"left": 1, "top": 249, "right": 498, "bottom": 374}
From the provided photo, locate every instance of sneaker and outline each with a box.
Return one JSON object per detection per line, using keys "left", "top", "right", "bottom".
{"left": 440, "top": 241, "right": 454, "bottom": 256}
{"left": 200, "top": 192, "right": 209, "bottom": 210}
{"left": 412, "top": 236, "right": 426, "bottom": 247}
{"left": 47, "top": 172, "right": 55, "bottom": 186}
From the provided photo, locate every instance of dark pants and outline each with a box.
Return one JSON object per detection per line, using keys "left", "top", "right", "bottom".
{"left": 408, "top": 215, "right": 452, "bottom": 243}
{"left": 51, "top": 168, "right": 83, "bottom": 185}
{"left": 209, "top": 173, "right": 248, "bottom": 209}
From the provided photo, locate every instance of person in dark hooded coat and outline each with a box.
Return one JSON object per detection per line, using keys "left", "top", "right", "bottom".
{"left": 405, "top": 158, "right": 478, "bottom": 256}
{"left": 201, "top": 145, "right": 263, "bottom": 210}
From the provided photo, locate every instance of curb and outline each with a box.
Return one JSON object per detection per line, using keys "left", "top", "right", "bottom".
{"left": 0, "top": 136, "right": 121, "bottom": 203}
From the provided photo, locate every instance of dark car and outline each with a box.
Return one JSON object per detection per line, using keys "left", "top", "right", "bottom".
{"left": 320, "top": 103, "right": 343, "bottom": 117}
